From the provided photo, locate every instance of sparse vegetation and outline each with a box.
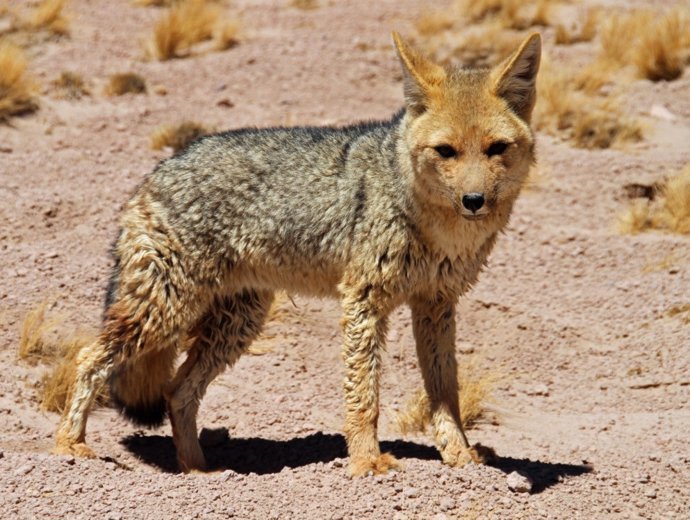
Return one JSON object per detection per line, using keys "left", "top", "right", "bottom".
{"left": 458, "top": 0, "right": 557, "bottom": 30}
{"left": 290, "top": 0, "right": 319, "bottom": 10}
{"left": 213, "top": 18, "right": 240, "bottom": 50}
{"left": 532, "top": 62, "right": 643, "bottom": 149}
{"left": 0, "top": 42, "right": 39, "bottom": 121}
{"left": 18, "top": 302, "right": 105, "bottom": 413}
{"left": 150, "top": 121, "right": 212, "bottom": 152}
{"left": 555, "top": 9, "right": 599, "bottom": 45}
{"left": 395, "top": 364, "right": 496, "bottom": 435}
{"left": 598, "top": 9, "right": 690, "bottom": 82}
{"left": 27, "top": 0, "right": 69, "bottom": 36}
{"left": 618, "top": 164, "right": 690, "bottom": 235}
{"left": 51, "top": 71, "right": 89, "bottom": 99}
{"left": 147, "top": 0, "right": 240, "bottom": 60}
{"left": 105, "top": 72, "right": 147, "bottom": 96}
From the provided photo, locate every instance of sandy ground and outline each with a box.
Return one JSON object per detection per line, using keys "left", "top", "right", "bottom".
{"left": 1, "top": 0, "right": 689, "bottom": 518}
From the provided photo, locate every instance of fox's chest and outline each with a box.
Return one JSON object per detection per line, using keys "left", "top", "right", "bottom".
{"left": 421, "top": 229, "right": 499, "bottom": 296}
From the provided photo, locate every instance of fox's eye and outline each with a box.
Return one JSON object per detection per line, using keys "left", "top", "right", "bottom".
{"left": 434, "top": 145, "right": 457, "bottom": 159}
{"left": 486, "top": 141, "right": 509, "bottom": 157}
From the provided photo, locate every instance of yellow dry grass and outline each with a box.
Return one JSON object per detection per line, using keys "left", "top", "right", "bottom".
{"left": 0, "top": 42, "right": 38, "bottom": 121}
{"left": 532, "top": 60, "right": 642, "bottom": 149}
{"left": 213, "top": 18, "right": 240, "bottom": 50}
{"left": 458, "top": 0, "right": 557, "bottom": 30}
{"left": 51, "top": 71, "right": 89, "bottom": 99}
{"left": 555, "top": 8, "right": 599, "bottom": 45}
{"left": 666, "top": 303, "right": 690, "bottom": 324}
{"left": 135, "top": 0, "right": 175, "bottom": 6}
{"left": 27, "top": 0, "right": 69, "bottom": 36}
{"left": 618, "top": 164, "right": 690, "bottom": 235}
{"left": 151, "top": 121, "right": 212, "bottom": 152}
{"left": 598, "top": 9, "right": 690, "bottom": 82}
{"left": 394, "top": 364, "right": 496, "bottom": 435}
{"left": 415, "top": 11, "right": 455, "bottom": 36}
{"left": 18, "top": 302, "right": 104, "bottom": 414}
{"left": 147, "top": 0, "right": 239, "bottom": 60}
{"left": 290, "top": 0, "right": 319, "bottom": 9}
{"left": 105, "top": 72, "right": 147, "bottom": 96}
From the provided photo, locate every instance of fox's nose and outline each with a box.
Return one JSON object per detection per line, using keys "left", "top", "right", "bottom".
{"left": 462, "top": 193, "right": 485, "bottom": 213}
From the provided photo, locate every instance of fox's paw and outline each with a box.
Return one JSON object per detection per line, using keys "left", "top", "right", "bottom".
{"left": 441, "top": 443, "right": 497, "bottom": 467}
{"left": 349, "top": 452, "right": 401, "bottom": 477}
{"left": 52, "top": 441, "right": 97, "bottom": 459}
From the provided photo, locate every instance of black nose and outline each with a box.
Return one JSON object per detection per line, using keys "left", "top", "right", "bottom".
{"left": 462, "top": 193, "right": 485, "bottom": 212}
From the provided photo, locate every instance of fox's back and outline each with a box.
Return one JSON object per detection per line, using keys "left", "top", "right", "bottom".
{"left": 132, "top": 116, "right": 408, "bottom": 294}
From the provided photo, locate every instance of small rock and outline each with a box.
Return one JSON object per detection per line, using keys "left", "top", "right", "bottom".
{"left": 439, "top": 498, "right": 455, "bottom": 512}
{"left": 457, "top": 342, "right": 475, "bottom": 354}
{"left": 649, "top": 104, "right": 676, "bottom": 121}
{"left": 644, "top": 489, "right": 657, "bottom": 499}
{"left": 507, "top": 471, "right": 533, "bottom": 493}
{"left": 529, "top": 384, "right": 550, "bottom": 396}
{"left": 403, "top": 487, "right": 419, "bottom": 498}
{"left": 15, "top": 464, "right": 34, "bottom": 476}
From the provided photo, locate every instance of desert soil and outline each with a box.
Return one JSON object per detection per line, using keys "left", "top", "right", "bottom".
{"left": 1, "top": 0, "right": 689, "bottom": 519}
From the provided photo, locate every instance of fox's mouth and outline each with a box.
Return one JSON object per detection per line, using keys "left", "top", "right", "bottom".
{"left": 461, "top": 211, "right": 488, "bottom": 221}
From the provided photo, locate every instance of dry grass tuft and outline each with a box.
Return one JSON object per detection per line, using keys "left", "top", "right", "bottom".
{"left": 18, "top": 302, "right": 105, "bottom": 413}
{"left": 415, "top": 11, "right": 455, "bottom": 36}
{"left": 458, "top": 0, "right": 557, "bottom": 30}
{"left": 532, "top": 61, "right": 642, "bottom": 149}
{"left": 28, "top": 0, "right": 69, "bottom": 36}
{"left": 0, "top": 42, "right": 39, "bottom": 121}
{"left": 151, "top": 121, "right": 212, "bottom": 152}
{"left": 213, "top": 18, "right": 240, "bottom": 50}
{"left": 618, "top": 164, "right": 690, "bottom": 235}
{"left": 666, "top": 303, "right": 690, "bottom": 324}
{"left": 395, "top": 364, "right": 496, "bottom": 435}
{"left": 135, "top": 0, "right": 175, "bottom": 6}
{"left": 147, "top": 0, "right": 239, "bottom": 60}
{"left": 51, "top": 71, "right": 89, "bottom": 99}
{"left": 290, "top": 0, "right": 319, "bottom": 9}
{"left": 555, "top": 9, "right": 599, "bottom": 45}
{"left": 598, "top": 9, "right": 690, "bottom": 82}
{"left": 105, "top": 72, "right": 147, "bottom": 96}
{"left": 423, "top": 21, "right": 522, "bottom": 69}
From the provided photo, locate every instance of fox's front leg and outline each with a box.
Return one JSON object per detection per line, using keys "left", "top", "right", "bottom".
{"left": 410, "top": 293, "right": 489, "bottom": 467}
{"left": 341, "top": 286, "right": 399, "bottom": 477}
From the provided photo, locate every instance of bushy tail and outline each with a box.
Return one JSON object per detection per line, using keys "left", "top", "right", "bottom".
{"left": 109, "top": 346, "right": 177, "bottom": 428}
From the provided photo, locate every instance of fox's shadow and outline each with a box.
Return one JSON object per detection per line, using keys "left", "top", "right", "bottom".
{"left": 121, "top": 428, "right": 591, "bottom": 492}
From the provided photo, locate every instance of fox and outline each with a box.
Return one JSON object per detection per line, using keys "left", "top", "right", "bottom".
{"left": 54, "top": 31, "right": 541, "bottom": 477}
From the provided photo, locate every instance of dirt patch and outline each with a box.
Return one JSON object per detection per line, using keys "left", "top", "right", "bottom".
{"left": 1, "top": 0, "right": 689, "bottom": 519}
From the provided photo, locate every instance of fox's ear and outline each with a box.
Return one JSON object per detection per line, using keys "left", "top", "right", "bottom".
{"left": 392, "top": 32, "right": 445, "bottom": 116}
{"left": 492, "top": 33, "right": 541, "bottom": 121}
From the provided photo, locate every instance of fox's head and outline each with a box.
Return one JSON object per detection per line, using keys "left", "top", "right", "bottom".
{"left": 393, "top": 32, "right": 541, "bottom": 221}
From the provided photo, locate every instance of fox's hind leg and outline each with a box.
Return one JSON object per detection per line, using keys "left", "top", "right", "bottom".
{"left": 54, "top": 336, "right": 115, "bottom": 458}
{"left": 165, "top": 289, "right": 274, "bottom": 473}
{"left": 410, "top": 294, "right": 492, "bottom": 467}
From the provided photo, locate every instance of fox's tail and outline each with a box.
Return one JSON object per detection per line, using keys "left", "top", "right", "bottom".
{"left": 109, "top": 345, "right": 177, "bottom": 427}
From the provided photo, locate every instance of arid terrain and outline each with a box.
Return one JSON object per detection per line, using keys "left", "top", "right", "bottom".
{"left": 1, "top": 0, "right": 689, "bottom": 519}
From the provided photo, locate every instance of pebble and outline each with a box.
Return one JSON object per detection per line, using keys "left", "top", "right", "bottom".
{"left": 439, "top": 497, "right": 455, "bottom": 511}
{"left": 507, "top": 471, "right": 533, "bottom": 493}
{"left": 15, "top": 464, "right": 35, "bottom": 476}
{"left": 403, "top": 487, "right": 419, "bottom": 498}
{"left": 644, "top": 489, "right": 657, "bottom": 499}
